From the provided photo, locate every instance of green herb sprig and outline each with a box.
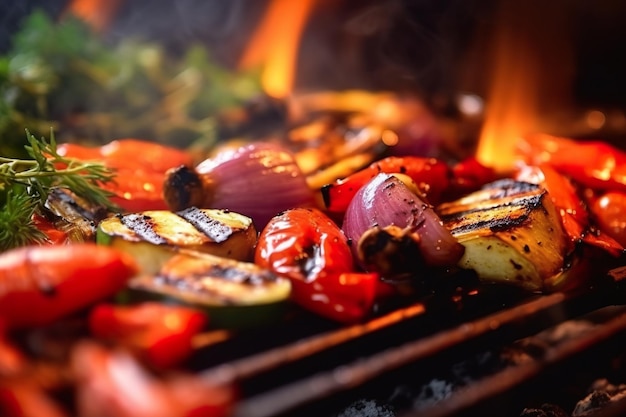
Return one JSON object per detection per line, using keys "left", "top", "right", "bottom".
{"left": 0, "top": 129, "right": 118, "bottom": 251}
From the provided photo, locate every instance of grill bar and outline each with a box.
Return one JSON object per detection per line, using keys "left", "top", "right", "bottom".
{"left": 226, "top": 268, "right": 626, "bottom": 417}
{"left": 401, "top": 306, "right": 626, "bottom": 417}
{"left": 201, "top": 303, "right": 427, "bottom": 385}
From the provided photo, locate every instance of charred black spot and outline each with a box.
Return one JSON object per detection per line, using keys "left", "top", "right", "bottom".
{"left": 164, "top": 165, "right": 203, "bottom": 210}
{"left": 39, "top": 283, "right": 57, "bottom": 297}
{"left": 121, "top": 213, "right": 168, "bottom": 245}
{"left": 296, "top": 244, "right": 322, "bottom": 282}
{"left": 510, "top": 259, "right": 523, "bottom": 270}
{"left": 358, "top": 226, "right": 425, "bottom": 283}
{"left": 320, "top": 184, "right": 333, "bottom": 208}
{"left": 523, "top": 244, "right": 531, "bottom": 253}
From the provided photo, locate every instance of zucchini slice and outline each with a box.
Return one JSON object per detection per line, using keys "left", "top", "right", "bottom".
{"left": 127, "top": 250, "right": 292, "bottom": 328}
{"left": 97, "top": 207, "right": 257, "bottom": 275}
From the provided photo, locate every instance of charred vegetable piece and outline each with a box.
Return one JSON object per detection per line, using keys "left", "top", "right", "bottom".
{"left": 437, "top": 180, "right": 571, "bottom": 292}
{"left": 343, "top": 173, "right": 465, "bottom": 283}
{"left": 163, "top": 142, "right": 316, "bottom": 229}
{"left": 127, "top": 250, "right": 291, "bottom": 328}
{"left": 515, "top": 164, "right": 625, "bottom": 258}
{"left": 255, "top": 208, "right": 379, "bottom": 324}
{"left": 96, "top": 208, "right": 257, "bottom": 275}
{"left": 58, "top": 139, "right": 195, "bottom": 212}
{"left": 40, "top": 188, "right": 111, "bottom": 243}
{"left": 89, "top": 302, "right": 207, "bottom": 369}
{"left": 72, "top": 342, "right": 234, "bottom": 417}
{"left": 0, "top": 244, "right": 138, "bottom": 329}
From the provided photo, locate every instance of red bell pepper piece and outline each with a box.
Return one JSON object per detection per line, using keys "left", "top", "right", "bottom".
{"left": 89, "top": 302, "right": 207, "bottom": 369}
{"left": 31, "top": 214, "right": 69, "bottom": 245}
{"left": 0, "top": 244, "right": 138, "bottom": 329}
{"left": 0, "top": 381, "right": 69, "bottom": 417}
{"left": 255, "top": 208, "right": 379, "bottom": 323}
{"left": 321, "top": 156, "right": 497, "bottom": 218}
{"left": 588, "top": 191, "right": 626, "bottom": 248}
{"left": 447, "top": 156, "right": 499, "bottom": 199}
{"left": 519, "top": 133, "right": 626, "bottom": 193}
{"left": 57, "top": 139, "right": 195, "bottom": 212}
{"left": 515, "top": 164, "right": 624, "bottom": 258}
{"left": 0, "top": 319, "right": 26, "bottom": 377}
{"left": 57, "top": 139, "right": 194, "bottom": 174}
{"left": 321, "top": 157, "right": 450, "bottom": 216}
{"left": 102, "top": 168, "right": 170, "bottom": 212}
{"left": 72, "top": 342, "right": 234, "bottom": 417}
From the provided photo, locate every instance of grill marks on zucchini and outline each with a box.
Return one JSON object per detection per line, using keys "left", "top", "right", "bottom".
{"left": 118, "top": 208, "right": 237, "bottom": 245}
{"left": 129, "top": 251, "right": 292, "bottom": 307}
{"left": 176, "top": 207, "right": 233, "bottom": 243}
{"left": 120, "top": 213, "right": 169, "bottom": 245}
{"left": 97, "top": 208, "right": 258, "bottom": 275}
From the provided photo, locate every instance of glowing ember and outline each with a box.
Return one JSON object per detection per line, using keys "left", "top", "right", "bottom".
{"left": 239, "top": 0, "right": 316, "bottom": 99}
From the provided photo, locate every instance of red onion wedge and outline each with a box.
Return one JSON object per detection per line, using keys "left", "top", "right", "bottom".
{"left": 163, "top": 142, "right": 316, "bottom": 229}
{"left": 342, "top": 173, "right": 465, "bottom": 281}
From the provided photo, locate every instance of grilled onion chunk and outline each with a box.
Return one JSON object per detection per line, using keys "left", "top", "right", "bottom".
{"left": 437, "top": 180, "right": 569, "bottom": 292}
{"left": 97, "top": 207, "right": 257, "bottom": 274}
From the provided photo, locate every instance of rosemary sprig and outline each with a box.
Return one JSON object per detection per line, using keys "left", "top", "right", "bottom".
{"left": 0, "top": 129, "right": 118, "bottom": 251}
{"left": 0, "top": 189, "right": 48, "bottom": 250}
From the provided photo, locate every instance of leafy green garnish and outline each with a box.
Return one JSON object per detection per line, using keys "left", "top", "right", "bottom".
{"left": 0, "top": 129, "right": 117, "bottom": 251}
{"left": 0, "top": 10, "right": 262, "bottom": 158}
{"left": 0, "top": 189, "right": 47, "bottom": 250}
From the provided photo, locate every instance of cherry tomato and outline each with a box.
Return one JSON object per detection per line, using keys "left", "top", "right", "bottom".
{"left": 89, "top": 302, "right": 207, "bottom": 369}
{"left": 255, "top": 208, "right": 379, "bottom": 323}
{"left": 0, "top": 244, "right": 138, "bottom": 329}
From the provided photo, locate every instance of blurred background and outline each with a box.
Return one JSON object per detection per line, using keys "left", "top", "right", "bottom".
{"left": 1, "top": 0, "right": 626, "bottom": 151}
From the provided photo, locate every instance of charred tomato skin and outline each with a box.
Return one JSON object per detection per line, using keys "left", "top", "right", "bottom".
{"left": 255, "top": 208, "right": 378, "bottom": 323}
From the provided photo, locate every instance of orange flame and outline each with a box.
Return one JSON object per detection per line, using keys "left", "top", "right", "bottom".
{"left": 239, "top": 0, "right": 316, "bottom": 99}
{"left": 475, "top": 1, "right": 572, "bottom": 173}
{"left": 65, "top": 0, "right": 122, "bottom": 33}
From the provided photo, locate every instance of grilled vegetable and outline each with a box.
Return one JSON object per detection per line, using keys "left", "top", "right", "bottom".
{"left": 255, "top": 208, "right": 380, "bottom": 324}
{"left": 163, "top": 142, "right": 316, "bottom": 229}
{"left": 0, "top": 244, "right": 138, "bottom": 329}
{"left": 127, "top": 250, "right": 292, "bottom": 328}
{"left": 58, "top": 139, "right": 195, "bottom": 212}
{"left": 437, "top": 179, "right": 570, "bottom": 292}
{"left": 88, "top": 302, "right": 207, "bottom": 369}
{"left": 96, "top": 208, "right": 257, "bottom": 275}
